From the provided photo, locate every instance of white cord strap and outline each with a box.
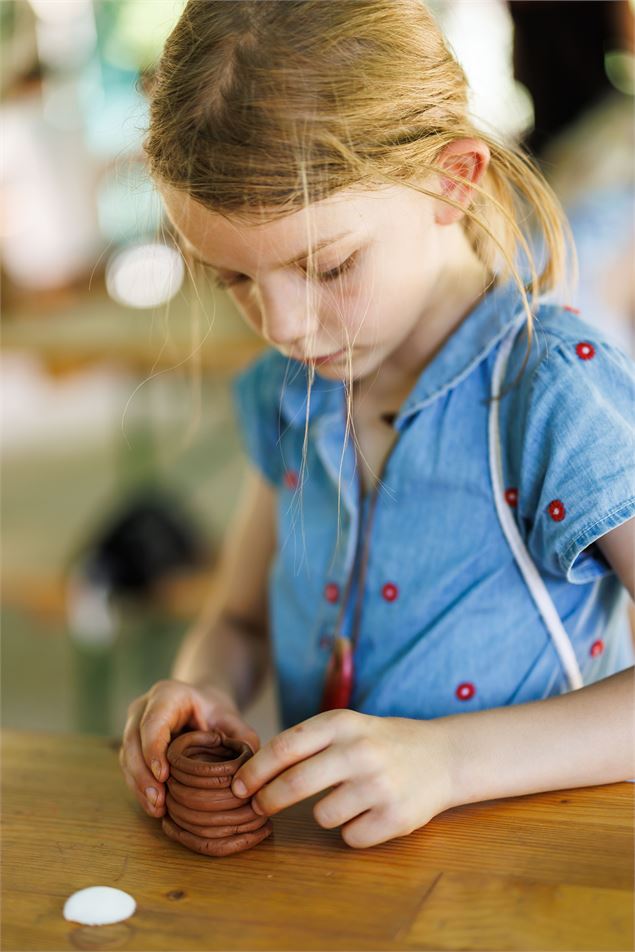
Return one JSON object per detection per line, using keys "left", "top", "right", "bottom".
{"left": 489, "top": 324, "right": 584, "bottom": 691}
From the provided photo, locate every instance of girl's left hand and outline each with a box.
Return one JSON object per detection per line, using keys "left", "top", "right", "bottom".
{"left": 230, "top": 709, "right": 457, "bottom": 849}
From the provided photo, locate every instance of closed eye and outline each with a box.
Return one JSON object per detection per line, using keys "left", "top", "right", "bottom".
{"left": 209, "top": 251, "right": 359, "bottom": 291}
{"left": 313, "top": 251, "right": 358, "bottom": 283}
{"left": 212, "top": 273, "right": 245, "bottom": 291}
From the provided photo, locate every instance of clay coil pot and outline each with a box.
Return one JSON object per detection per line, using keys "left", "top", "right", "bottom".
{"left": 161, "top": 729, "right": 273, "bottom": 857}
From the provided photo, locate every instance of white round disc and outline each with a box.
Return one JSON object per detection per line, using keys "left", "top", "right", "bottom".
{"left": 63, "top": 886, "right": 136, "bottom": 926}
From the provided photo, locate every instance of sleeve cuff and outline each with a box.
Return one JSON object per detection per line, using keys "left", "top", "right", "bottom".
{"left": 559, "top": 497, "right": 635, "bottom": 584}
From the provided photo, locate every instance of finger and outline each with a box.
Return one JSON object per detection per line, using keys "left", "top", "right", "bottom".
{"left": 250, "top": 744, "right": 350, "bottom": 817}
{"left": 139, "top": 685, "right": 203, "bottom": 782}
{"left": 341, "top": 804, "right": 403, "bottom": 850}
{"left": 119, "top": 713, "right": 167, "bottom": 817}
{"left": 230, "top": 712, "right": 335, "bottom": 799}
{"left": 119, "top": 732, "right": 165, "bottom": 817}
{"left": 121, "top": 762, "right": 166, "bottom": 818}
{"left": 313, "top": 779, "right": 374, "bottom": 830}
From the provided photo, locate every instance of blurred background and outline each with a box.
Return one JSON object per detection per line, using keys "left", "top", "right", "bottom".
{"left": 1, "top": 0, "right": 634, "bottom": 744}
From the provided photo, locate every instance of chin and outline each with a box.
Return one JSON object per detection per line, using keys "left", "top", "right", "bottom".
{"left": 311, "top": 339, "right": 386, "bottom": 381}
{"left": 316, "top": 360, "right": 354, "bottom": 380}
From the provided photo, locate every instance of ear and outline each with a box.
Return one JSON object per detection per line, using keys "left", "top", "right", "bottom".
{"left": 433, "top": 138, "right": 491, "bottom": 226}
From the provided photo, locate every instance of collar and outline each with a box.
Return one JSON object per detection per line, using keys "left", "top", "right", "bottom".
{"left": 271, "top": 278, "right": 529, "bottom": 431}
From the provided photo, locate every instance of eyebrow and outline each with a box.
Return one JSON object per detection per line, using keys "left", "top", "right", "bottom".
{"left": 179, "top": 230, "right": 355, "bottom": 272}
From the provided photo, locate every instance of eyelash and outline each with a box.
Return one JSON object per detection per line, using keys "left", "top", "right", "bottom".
{"left": 210, "top": 252, "right": 358, "bottom": 291}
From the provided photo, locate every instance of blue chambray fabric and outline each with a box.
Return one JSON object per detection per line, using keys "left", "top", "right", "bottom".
{"left": 231, "top": 279, "right": 635, "bottom": 730}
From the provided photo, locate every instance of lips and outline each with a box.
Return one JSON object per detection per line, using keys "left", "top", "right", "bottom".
{"left": 298, "top": 348, "right": 345, "bottom": 365}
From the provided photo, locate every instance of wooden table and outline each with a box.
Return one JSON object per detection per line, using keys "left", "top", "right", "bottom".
{"left": 3, "top": 729, "right": 633, "bottom": 951}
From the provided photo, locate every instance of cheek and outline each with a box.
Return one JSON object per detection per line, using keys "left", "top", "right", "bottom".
{"left": 332, "top": 289, "right": 383, "bottom": 342}
{"left": 228, "top": 294, "right": 262, "bottom": 334}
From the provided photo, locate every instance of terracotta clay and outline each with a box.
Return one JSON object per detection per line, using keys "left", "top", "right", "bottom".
{"left": 161, "top": 729, "right": 273, "bottom": 857}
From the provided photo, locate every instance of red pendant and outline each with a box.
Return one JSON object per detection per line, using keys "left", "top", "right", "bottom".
{"left": 319, "top": 636, "right": 354, "bottom": 712}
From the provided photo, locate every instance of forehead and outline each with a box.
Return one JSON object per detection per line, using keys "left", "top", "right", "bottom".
{"left": 159, "top": 182, "right": 415, "bottom": 267}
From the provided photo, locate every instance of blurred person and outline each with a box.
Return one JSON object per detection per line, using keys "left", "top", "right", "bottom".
{"left": 509, "top": 0, "right": 635, "bottom": 354}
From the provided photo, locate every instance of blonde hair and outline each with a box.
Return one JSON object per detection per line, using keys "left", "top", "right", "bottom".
{"left": 142, "top": 0, "right": 574, "bottom": 526}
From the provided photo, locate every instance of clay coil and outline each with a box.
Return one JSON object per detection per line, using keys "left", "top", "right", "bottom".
{"left": 161, "top": 729, "right": 272, "bottom": 857}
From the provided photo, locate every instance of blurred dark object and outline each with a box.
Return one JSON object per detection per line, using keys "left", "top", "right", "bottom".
{"left": 508, "top": 0, "right": 633, "bottom": 156}
{"left": 69, "top": 487, "right": 212, "bottom": 598}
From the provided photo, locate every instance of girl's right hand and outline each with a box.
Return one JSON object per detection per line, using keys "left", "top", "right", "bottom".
{"left": 118, "top": 679, "right": 261, "bottom": 818}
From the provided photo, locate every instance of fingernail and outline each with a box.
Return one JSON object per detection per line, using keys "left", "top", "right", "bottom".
{"left": 145, "top": 786, "right": 158, "bottom": 806}
{"left": 151, "top": 760, "right": 162, "bottom": 781}
{"left": 233, "top": 779, "right": 247, "bottom": 797}
{"left": 251, "top": 798, "right": 264, "bottom": 815}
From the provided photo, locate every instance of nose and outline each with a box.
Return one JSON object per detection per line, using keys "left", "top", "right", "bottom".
{"left": 258, "top": 280, "right": 319, "bottom": 350}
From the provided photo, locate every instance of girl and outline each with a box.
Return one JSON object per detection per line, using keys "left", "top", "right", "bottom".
{"left": 120, "top": 0, "right": 635, "bottom": 849}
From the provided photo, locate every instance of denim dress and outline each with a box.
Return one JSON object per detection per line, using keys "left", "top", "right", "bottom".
{"left": 232, "top": 279, "right": 635, "bottom": 730}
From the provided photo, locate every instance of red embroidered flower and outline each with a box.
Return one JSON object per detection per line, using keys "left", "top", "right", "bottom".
{"left": 575, "top": 341, "right": 595, "bottom": 360}
{"left": 590, "top": 639, "right": 604, "bottom": 657}
{"left": 324, "top": 583, "right": 340, "bottom": 603}
{"left": 564, "top": 305, "right": 580, "bottom": 315}
{"left": 504, "top": 487, "right": 518, "bottom": 507}
{"left": 548, "top": 499, "right": 566, "bottom": 522}
{"left": 456, "top": 682, "right": 476, "bottom": 701}
{"left": 284, "top": 469, "right": 299, "bottom": 490}
{"left": 381, "top": 582, "right": 399, "bottom": 602}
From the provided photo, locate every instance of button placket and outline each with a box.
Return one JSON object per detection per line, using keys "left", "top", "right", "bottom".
{"left": 318, "top": 625, "right": 335, "bottom": 652}
{"left": 316, "top": 398, "right": 404, "bottom": 702}
{"left": 346, "top": 409, "right": 403, "bottom": 662}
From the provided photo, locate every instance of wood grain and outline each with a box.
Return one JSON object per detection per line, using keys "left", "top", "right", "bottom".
{"left": 2, "top": 729, "right": 633, "bottom": 951}
{"left": 400, "top": 871, "right": 632, "bottom": 951}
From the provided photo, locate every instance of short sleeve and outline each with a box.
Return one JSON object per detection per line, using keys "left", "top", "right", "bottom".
{"left": 231, "top": 351, "right": 284, "bottom": 489}
{"left": 504, "top": 333, "right": 635, "bottom": 584}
